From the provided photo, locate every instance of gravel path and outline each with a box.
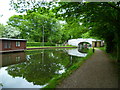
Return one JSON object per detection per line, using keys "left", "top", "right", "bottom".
{"left": 56, "top": 49, "right": 118, "bottom": 88}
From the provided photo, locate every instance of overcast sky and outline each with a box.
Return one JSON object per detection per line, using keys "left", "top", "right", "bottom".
{"left": 0, "top": 0, "right": 56, "bottom": 25}
{"left": 0, "top": 0, "right": 19, "bottom": 25}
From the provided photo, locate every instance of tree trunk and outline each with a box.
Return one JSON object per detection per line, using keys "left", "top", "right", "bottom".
{"left": 105, "top": 37, "right": 114, "bottom": 53}
{"left": 115, "top": 32, "right": 120, "bottom": 62}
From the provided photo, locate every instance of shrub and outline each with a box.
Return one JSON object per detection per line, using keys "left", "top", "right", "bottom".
{"left": 27, "top": 42, "right": 55, "bottom": 47}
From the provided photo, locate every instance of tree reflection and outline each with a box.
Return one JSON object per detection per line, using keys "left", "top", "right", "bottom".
{"left": 6, "top": 49, "right": 80, "bottom": 86}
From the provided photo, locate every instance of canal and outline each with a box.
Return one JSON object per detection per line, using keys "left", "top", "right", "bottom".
{"left": 0, "top": 48, "right": 87, "bottom": 88}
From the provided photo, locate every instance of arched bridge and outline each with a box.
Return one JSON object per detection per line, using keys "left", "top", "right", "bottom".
{"left": 68, "top": 38, "right": 104, "bottom": 47}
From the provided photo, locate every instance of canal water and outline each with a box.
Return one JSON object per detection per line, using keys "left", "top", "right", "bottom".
{"left": 0, "top": 48, "right": 87, "bottom": 88}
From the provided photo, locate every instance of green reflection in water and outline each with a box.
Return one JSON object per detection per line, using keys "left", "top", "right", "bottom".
{"left": 5, "top": 48, "right": 84, "bottom": 87}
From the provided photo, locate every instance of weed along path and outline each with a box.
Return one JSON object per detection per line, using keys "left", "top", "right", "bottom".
{"left": 56, "top": 49, "right": 118, "bottom": 88}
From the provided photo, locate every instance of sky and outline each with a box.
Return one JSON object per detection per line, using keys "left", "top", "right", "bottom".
{"left": 0, "top": 0, "right": 19, "bottom": 25}
{"left": 0, "top": 0, "right": 56, "bottom": 25}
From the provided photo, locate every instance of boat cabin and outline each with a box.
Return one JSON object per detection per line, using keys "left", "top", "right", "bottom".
{"left": 0, "top": 38, "right": 27, "bottom": 52}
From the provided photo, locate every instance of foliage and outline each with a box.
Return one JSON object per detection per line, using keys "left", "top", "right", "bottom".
{"left": 7, "top": 9, "right": 63, "bottom": 43}
{"left": 27, "top": 42, "right": 55, "bottom": 47}
{"left": 9, "top": 0, "right": 56, "bottom": 13}
{"left": 9, "top": 1, "right": 91, "bottom": 43}
{"left": 61, "top": 21, "right": 89, "bottom": 40}
{"left": 3, "top": 25, "right": 20, "bottom": 38}
{"left": 9, "top": 1, "right": 120, "bottom": 62}
{"left": 0, "top": 24, "right": 20, "bottom": 38}
{"left": 53, "top": 2, "right": 120, "bottom": 62}
{"left": 0, "top": 23, "right": 5, "bottom": 38}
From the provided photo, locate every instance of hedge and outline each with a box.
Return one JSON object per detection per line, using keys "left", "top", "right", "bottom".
{"left": 27, "top": 42, "right": 55, "bottom": 46}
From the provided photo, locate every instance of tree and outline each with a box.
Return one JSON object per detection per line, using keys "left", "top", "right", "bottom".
{"left": 0, "top": 24, "right": 20, "bottom": 38}
{"left": 2, "top": 25, "right": 20, "bottom": 38}
{"left": 9, "top": 1, "right": 120, "bottom": 62}
{"left": 7, "top": 10, "right": 62, "bottom": 43}
{"left": 0, "top": 23, "right": 5, "bottom": 38}
{"left": 53, "top": 2, "right": 120, "bottom": 62}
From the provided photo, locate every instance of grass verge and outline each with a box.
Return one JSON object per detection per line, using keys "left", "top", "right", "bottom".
{"left": 96, "top": 47, "right": 106, "bottom": 51}
{"left": 27, "top": 45, "right": 77, "bottom": 48}
{"left": 43, "top": 48, "right": 94, "bottom": 89}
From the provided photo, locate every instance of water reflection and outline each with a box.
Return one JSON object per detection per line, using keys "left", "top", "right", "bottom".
{"left": 66, "top": 48, "right": 87, "bottom": 57}
{"left": 0, "top": 67, "right": 46, "bottom": 88}
{"left": 0, "top": 48, "right": 87, "bottom": 88}
{"left": 1, "top": 52, "right": 27, "bottom": 67}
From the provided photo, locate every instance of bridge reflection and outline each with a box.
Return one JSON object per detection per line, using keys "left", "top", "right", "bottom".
{"left": 0, "top": 52, "right": 27, "bottom": 67}
{"left": 66, "top": 48, "right": 87, "bottom": 57}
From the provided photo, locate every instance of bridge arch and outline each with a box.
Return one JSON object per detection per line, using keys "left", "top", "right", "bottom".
{"left": 68, "top": 38, "right": 103, "bottom": 47}
{"left": 78, "top": 42, "right": 91, "bottom": 49}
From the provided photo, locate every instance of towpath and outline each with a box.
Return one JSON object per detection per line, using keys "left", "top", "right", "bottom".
{"left": 57, "top": 49, "right": 118, "bottom": 88}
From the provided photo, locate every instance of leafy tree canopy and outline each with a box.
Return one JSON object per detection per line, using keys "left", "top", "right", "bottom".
{"left": 7, "top": 7, "right": 63, "bottom": 43}
{"left": 0, "top": 24, "right": 20, "bottom": 38}
{"left": 53, "top": 2, "right": 120, "bottom": 61}
{"left": 9, "top": 1, "right": 120, "bottom": 61}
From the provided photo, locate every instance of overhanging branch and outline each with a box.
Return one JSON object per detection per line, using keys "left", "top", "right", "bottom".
{"left": 106, "top": 3, "right": 120, "bottom": 11}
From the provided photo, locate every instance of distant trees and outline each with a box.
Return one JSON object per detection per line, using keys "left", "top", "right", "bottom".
{"left": 9, "top": 1, "right": 90, "bottom": 43}
{"left": 61, "top": 21, "right": 89, "bottom": 40}
{"left": 0, "top": 23, "right": 5, "bottom": 38}
{"left": 8, "top": 1, "right": 92, "bottom": 43}
{"left": 9, "top": 1, "right": 120, "bottom": 61}
{"left": 7, "top": 8, "right": 63, "bottom": 43}
{"left": 0, "top": 24, "right": 20, "bottom": 38}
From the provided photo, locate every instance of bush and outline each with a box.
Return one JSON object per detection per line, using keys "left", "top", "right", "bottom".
{"left": 27, "top": 42, "right": 55, "bottom": 47}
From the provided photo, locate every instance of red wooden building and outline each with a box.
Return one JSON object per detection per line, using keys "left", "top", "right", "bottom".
{"left": 0, "top": 38, "right": 27, "bottom": 53}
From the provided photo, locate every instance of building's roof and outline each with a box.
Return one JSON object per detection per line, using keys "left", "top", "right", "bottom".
{"left": 0, "top": 38, "right": 27, "bottom": 41}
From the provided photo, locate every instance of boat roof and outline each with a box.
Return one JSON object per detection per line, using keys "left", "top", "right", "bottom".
{"left": 0, "top": 38, "right": 27, "bottom": 41}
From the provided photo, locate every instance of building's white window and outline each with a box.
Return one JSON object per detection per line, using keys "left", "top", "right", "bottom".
{"left": 16, "top": 41, "right": 20, "bottom": 47}
{"left": 4, "top": 41, "right": 11, "bottom": 48}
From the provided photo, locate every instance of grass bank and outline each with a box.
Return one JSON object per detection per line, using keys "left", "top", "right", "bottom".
{"left": 27, "top": 45, "right": 77, "bottom": 48}
{"left": 43, "top": 48, "right": 94, "bottom": 89}
{"left": 96, "top": 47, "right": 106, "bottom": 51}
